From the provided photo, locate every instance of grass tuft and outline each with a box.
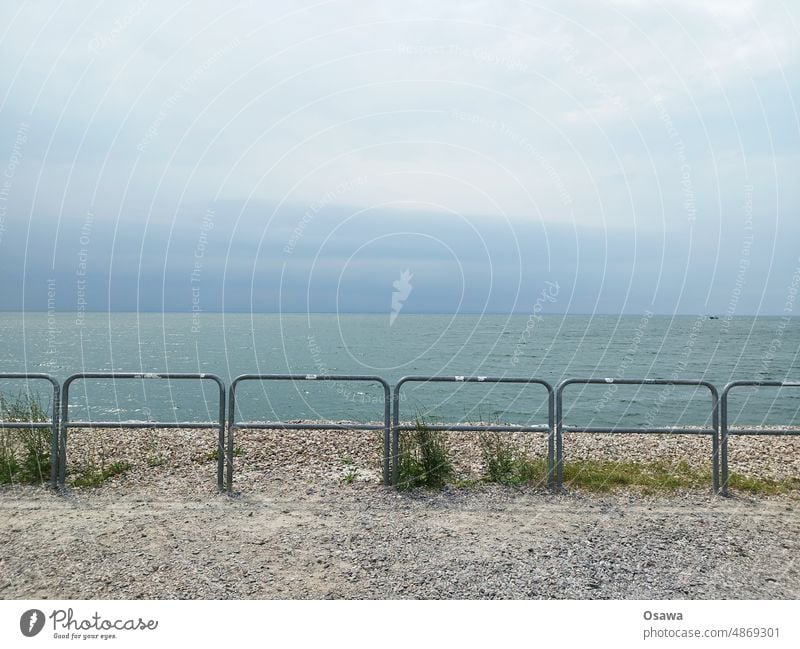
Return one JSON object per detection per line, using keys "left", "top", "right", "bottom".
{"left": 0, "top": 391, "right": 51, "bottom": 485}
{"left": 397, "top": 418, "right": 453, "bottom": 490}
{"left": 479, "top": 432, "right": 547, "bottom": 486}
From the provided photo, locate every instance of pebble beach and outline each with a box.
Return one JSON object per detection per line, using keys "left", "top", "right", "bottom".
{"left": 1, "top": 424, "right": 798, "bottom": 599}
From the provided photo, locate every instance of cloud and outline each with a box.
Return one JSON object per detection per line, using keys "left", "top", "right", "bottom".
{"left": 0, "top": 1, "right": 797, "bottom": 315}
{"left": 4, "top": 197, "right": 798, "bottom": 316}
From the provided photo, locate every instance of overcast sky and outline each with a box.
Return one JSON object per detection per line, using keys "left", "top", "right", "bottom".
{"left": 0, "top": 1, "right": 798, "bottom": 315}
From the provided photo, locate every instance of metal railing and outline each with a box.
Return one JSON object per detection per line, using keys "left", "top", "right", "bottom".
{"left": 720, "top": 380, "right": 800, "bottom": 496}
{"left": 0, "top": 373, "right": 60, "bottom": 488}
{"left": 392, "top": 376, "right": 555, "bottom": 490}
{"left": 60, "top": 373, "right": 226, "bottom": 490}
{"left": 4, "top": 370, "right": 799, "bottom": 497}
{"left": 228, "top": 374, "right": 392, "bottom": 489}
{"left": 556, "top": 378, "right": 720, "bottom": 493}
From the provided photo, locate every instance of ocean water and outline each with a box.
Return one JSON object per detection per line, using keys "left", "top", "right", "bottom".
{"left": 0, "top": 312, "right": 798, "bottom": 428}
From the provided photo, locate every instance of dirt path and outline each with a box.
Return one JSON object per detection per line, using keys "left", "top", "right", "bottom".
{"left": 1, "top": 483, "right": 798, "bottom": 599}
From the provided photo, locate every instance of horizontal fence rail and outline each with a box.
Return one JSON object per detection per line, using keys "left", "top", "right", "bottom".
{"left": 228, "top": 374, "right": 392, "bottom": 489}
{"left": 556, "top": 378, "right": 720, "bottom": 494}
{"left": 720, "top": 380, "right": 800, "bottom": 497}
{"left": 0, "top": 373, "right": 61, "bottom": 489}
{"left": 60, "top": 373, "right": 226, "bottom": 490}
{"left": 392, "top": 376, "right": 555, "bottom": 490}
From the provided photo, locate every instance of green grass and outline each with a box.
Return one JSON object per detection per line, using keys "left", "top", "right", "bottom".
{"left": 726, "top": 472, "right": 800, "bottom": 495}
{"left": 480, "top": 432, "right": 517, "bottom": 483}
{"left": 71, "top": 461, "right": 131, "bottom": 488}
{"left": 479, "top": 432, "right": 548, "bottom": 486}
{"left": 0, "top": 391, "right": 51, "bottom": 485}
{"left": 554, "top": 459, "right": 796, "bottom": 495}
{"left": 476, "top": 433, "right": 797, "bottom": 495}
{"left": 397, "top": 418, "right": 453, "bottom": 490}
{"left": 561, "top": 459, "right": 707, "bottom": 492}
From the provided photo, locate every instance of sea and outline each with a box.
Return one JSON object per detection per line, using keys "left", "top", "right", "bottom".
{"left": 0, "top": 312, "right": 798, "bottom": 428}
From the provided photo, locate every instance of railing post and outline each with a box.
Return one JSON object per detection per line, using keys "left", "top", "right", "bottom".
{"left": 391, "top": 379, "right": 405, "bottom": 488}
{"left": 227, "top": 379, "right": 237, "bottom": 494}
{"left": 213, "top": 375, "right": 226, "bottom": 493}
{"left": 721, "top": 387, "right": 729, "bottom": 497}
{"left": 59, "top": 376, "right": 72, "bottom": 488}
{"left": 555, "top": 382, "right": 565, "bottom": 493}
{"left": 710, "top": 384, "right": 720, "bottom": 495}
{"left": 382, "top": 381, "right": 391, "bottom": 487}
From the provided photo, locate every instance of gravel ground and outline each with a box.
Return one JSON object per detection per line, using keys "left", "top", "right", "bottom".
{"left": 0, "top": 424, "right": 798, "bottom": 599}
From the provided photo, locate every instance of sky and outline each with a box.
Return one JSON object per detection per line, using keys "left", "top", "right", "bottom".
{"left": 0, "top": 0, "right": 798, "bottom": 315}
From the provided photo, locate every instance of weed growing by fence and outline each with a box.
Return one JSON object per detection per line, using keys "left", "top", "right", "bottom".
{"left": 0, "top": 392, "right": 50, "bottom": 485}
{"left": 397, "top": 418, "right": 453, "bottom": 490}
{"left": 479, "top": 432, "right": 548, "bottom": 486}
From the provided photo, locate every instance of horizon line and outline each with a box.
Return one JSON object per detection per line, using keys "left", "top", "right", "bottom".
{"left": 0, "top": 310, "right": 793, "bottom": 318}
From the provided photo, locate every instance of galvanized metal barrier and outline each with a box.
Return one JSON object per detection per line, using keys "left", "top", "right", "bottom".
{"left": 392, "top": 376, "right": 555, "bottom": 490}
{"left": 228, "top": 374, "right": 392, "bottom": 489}
{"left": 720, "top": 380, "right": 800, "bottom": 497}
{"left": 0, "top": 373, "right": 61, "bottom": 488}
{"left": 556, "top": 378, "right": 720, "bottom": 493}
{"left": 60, "top": 373, "right": 226, "bottom": 490}
{"left": 4, "top": 369, "right": 797, "bottom": 497}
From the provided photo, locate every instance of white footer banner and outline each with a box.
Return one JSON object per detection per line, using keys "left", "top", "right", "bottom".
{"left": 1, "top": 600, "right": 796, "bottom": 648}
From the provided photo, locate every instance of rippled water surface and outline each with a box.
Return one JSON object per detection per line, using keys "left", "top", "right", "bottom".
{"left": 1, "top": 313, "right": 798, "bottom": 427}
